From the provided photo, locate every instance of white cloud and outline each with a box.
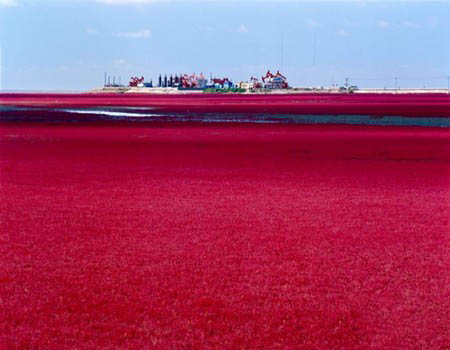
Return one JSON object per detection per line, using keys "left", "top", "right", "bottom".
{"left": 305, "top": 19, "right": 320, "bottom": 28}
{"left": 114, "top": 58, "right": 126, "bottom": 65}
{"left": 115, "top": 29, "right": 151, "bottom": 38}
{"left": 337, "top": 29, "right": 349, "bottom": 37}
{"left": 86, "top": 27, "right": 98, "bottom": 35}
{"left": 237, "top": 24, "right": 248, "bottom": 33}
{"left": 97, "top": 0, "right": 450, "bottom": 3}
{"left": 6, "top": 0, "right": 448, "bottom": 5}
{"left": 377, "top": 20, "right": 389, "bottom": 28}
{"left": 5, "top": 0, "right": 447, "bottom": 8}
{"left": 98, "top": 0, "right": 167, "bottom": 3}
{"left": 0, "top": 0, "right": 17, "bottom": 6}
{"left": 403, "top": 20, "right": 419, "bottom": 28}
{"left": 200, "top": 25, "right": 214, "bottom": 32}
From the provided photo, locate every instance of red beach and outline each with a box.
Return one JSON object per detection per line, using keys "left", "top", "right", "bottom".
{"left": 1, "top": 121, "right": 449, "bottom": 349}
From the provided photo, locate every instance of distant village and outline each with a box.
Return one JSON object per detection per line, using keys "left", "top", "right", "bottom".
{"left": 101, "top": 70, "right": 361, "bottom": 93}
{"left": 105, "top": 70, "right": 291, "bottom": 92}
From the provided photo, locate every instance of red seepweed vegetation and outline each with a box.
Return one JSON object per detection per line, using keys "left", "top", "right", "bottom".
{"left": 0, "top": 122, "right": 449, "bottom": 349}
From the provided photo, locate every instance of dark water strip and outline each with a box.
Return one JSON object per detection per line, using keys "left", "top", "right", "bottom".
{"left": 1, "top": 106, "right": 449, "bottom": 127}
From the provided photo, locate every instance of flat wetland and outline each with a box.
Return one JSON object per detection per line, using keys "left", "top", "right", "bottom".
{"left": 0, "top": 117, "right": 449, "bottom": 348}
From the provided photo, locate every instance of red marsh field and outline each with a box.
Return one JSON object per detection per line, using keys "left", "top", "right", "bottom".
{"left": 0, "top": 122, "right": 449, "bottom": 349}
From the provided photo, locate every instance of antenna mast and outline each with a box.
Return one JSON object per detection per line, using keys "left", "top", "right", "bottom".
{"left": 313, "top": 34, "right": 317, "bottom": 66}
{"left": 281, "top": 32, "right": 284, "bottom": 72}
{"left": 0, "top": 45, "right": 2, "bottom": 91}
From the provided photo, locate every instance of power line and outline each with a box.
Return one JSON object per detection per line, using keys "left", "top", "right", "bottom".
{"left": 347, "top": 75, "right": 449, "bottom": 81}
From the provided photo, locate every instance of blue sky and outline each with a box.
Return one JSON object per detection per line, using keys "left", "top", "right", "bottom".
{"left": 0, "top": 0, "right": 449, "bottom": 90}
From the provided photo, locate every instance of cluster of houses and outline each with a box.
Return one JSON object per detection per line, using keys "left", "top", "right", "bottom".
{"left": 236, "top": 71, "right": 289, "bottom": 90}
{"left": 126, "top": 70, "right": 289, "bottom": 91}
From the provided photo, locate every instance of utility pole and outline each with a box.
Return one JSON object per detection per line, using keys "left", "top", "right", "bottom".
{"left": 345, "top": 77, "right": 349, "bottom": 88}
{"left": 0, "top": 45, "right": 2, "bottom": 91}
{"left": 313, "top": 33, "right": 317, "bottom": 67}
{"left": 281, "top": 31, "right": 284, "bottom": 72}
